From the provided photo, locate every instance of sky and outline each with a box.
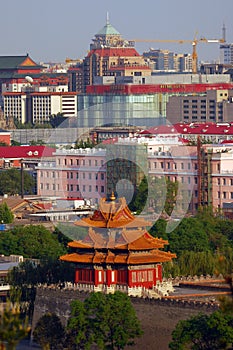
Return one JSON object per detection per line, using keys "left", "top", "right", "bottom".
{"left": 2, "top": 0, "right": 233, "bottom": 64}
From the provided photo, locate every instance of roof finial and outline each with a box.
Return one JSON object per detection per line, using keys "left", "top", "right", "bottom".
{"left": 110, "top": 191, "right": 116, "bottom": 201}
{"left": 106, "top": 11, "right": 109, "bottom": 25}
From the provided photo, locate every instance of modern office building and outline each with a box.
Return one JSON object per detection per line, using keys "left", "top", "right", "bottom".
{"left": 220, "top": 43, "right": 233, "bottom": 65}
{"left": 3, "top": 90, "right": 77, "bottom": 124}
{"left": 166, "top": 89, "right": 233, "bottom": 124}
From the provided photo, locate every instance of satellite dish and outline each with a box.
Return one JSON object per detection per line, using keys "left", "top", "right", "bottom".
{"left": 25, "top": 76, "right": 33, "bottom": 83}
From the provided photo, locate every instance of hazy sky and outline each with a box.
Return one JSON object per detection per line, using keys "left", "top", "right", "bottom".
{"left": 2, "top": 0, "right": 233, "bottom": 64}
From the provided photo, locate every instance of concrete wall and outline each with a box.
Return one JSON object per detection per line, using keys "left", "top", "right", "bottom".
{"left": 32, "top": 288, "right": 218, "bottom": 350}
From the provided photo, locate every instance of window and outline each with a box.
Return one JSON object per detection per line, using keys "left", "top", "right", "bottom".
{"left": 76, "top": 159, "right": 79, "bottom": 165}
{"left": 83, "top": 173, "right": 85, "bottom": 179}
{"left": 64, "top": 159, "right": 67, "bottom": 165}
{"left": 96, "top": 185, "right": 98, "bottom": 192}
{"left": 101, "top": 186, "right": 104, "bottom": 193}
{"left": 181, "top": 163, "right": 184, "bottom": 170}
{"left": 194, "top": 177, "right": 198, "bottom": 184}
{"left": 89, "top": 185, "right": 92, "bottom": 192}
{"left": 70, "top": 184, "right": 73, "bottom": 191}
{"left": 67, "top": 184, "right": 69, "bottom": 191}
{"left": 154, "top": 162, "right": 157, "bottom": 168}
{"left": 76, "top": 172, "right": 79, "bottom": 179}
{"left": 76, "top": 185, "right": 79, "bottom": 191}
{"left": 223, "top": 192, "right": 227, "bottom": 199}
{"left": 188, "top": 163, "right": 191, "bottom": 170}
{"left": 46, "top": 183, "right": 49, "bottom": 190}
{"left": 101, "top": 173, "right": 104, "bottom": 180}
{"left": 83, "top": 185, "right": 86, "bottom": 192}
{"left": 88, "top": 160, "right": 91, "bottom": 166}
{"left": 67, "top": 172, "right": 69, "bottom": 179}
{"left": 83, "top": 160, "right": 85, "bottom": 166}
{"left": 89, "top": 173, "right": 92, "bottom": 180}
{"left": 160, "top": 162, "right": 164, "bottom": 169}
{"left": 70, "top": 159, "right": 73, "bottom": 166}
{"left": 223, "top": 178, "right": 226, "bottom": 185}
{"left": 231, "top": 179, "right": 233, "bottom": 186}
{"left": 70, "top": 172, "right": 73, "bottom": 179}
{"left": 95, "top": 160, "right": 98, "bottom": 166}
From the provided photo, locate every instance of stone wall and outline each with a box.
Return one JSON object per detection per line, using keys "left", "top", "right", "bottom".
{"left": 32, "top": 287, "right": 218, "bottom": 350}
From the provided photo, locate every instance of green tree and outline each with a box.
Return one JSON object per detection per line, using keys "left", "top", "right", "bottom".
{"left": 167, "top": 217, "right": 210, "bottom": 256}
{"left": 11, "top": 140, "right": 21, "bottom": 146}
{"left": 0, "top": 168, "right": 35, "bottom": 196}
{"left": 0, "top": 299, "right": 30, "bottom": 350}
{"left": 129, "top": 176, "right": 178, "bottom": 216}
{"left": 0, "top": 203, "right": 14, "bottom": 224}
{"left": 169, "top": 311, "right": 233, "bottom": 350}
{"left": 74, "top": 138, "right": 95, "bottom": 149}
{"left": 49, "top": 113, "right": 66, "bottom": 128}
{"left": 67, "top": 292, "right": 143, "bottom": 350}
{"left": 1, "top": 225, "right": 66, "bottom": 259}
{"left": 33, "top": 313, "right": 65, "bottom": 350}
{"left": 29, "top": 139, "right": 46, "bottom": 145}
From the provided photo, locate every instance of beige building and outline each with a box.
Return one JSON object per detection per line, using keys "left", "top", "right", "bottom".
{"left": 166, "top": 89, "right": 233, "bottom": 124}
{"left": 82, "top": 18, "right": 150, "bottom": 90}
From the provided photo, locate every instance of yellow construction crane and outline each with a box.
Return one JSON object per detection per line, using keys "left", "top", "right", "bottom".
{"left": 132, "top": 35, "right": 225, "bottom": 74}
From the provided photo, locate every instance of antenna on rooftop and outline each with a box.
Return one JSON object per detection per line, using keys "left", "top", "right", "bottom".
{"left": 106, "top": 11, "right": 109, "bottom": 25}
{"left": 222, "top": 22, "right": 226, "bottom": 42}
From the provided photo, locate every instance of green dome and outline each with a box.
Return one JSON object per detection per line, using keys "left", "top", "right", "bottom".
{"left": 96, "top": 22, "right": 120, "bottom": 36}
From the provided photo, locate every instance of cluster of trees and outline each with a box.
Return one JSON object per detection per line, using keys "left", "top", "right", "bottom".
{"left": 0, "top": 297, "right": 30, "bottom": 350}
{"left": 33, "top": 291, "right": 143, "bottom": 350}
{"left": 0, "top": 168, "right": 35, "bottom": 196}
{"left": 129, "top": 176, "right": 178, "bottom": 216}
{"left": 149, "top": 208, "right": 233, "bottom": 277}
{"left": 14, "top": 113, "right": 66, "bottom": 130}
{"left": 169, "top": 310, "right": 233, "bottom": 350}
{"left": 0, "top": 225, "right": 67, "bottom": 259}
{"left": 74, "top": 138, "right": 95, "bottom": 149}
{"left": 0, "top": 203, "right": 14, "bottom": 224}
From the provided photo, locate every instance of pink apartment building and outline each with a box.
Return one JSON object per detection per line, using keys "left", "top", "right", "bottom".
{"left": 37, "top": 148, "right": 106, "bottom": 205}
{"left": 36, "top": 139, "right": 233, "bottom": 216}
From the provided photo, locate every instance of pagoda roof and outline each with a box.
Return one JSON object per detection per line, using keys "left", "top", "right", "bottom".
{"left": 0, "top": 55, "right": 42, "bottom": 70}
{"left": 60, "top": 249, "right": 176, "bottom": 265}
{"left": 61, "top": 196, "right": 176, "bottom": 265}
{"left": 75, "top": 197, "right": 151, "bottom": 229}
{"left": 67, "top": 227, "right": 168, "bottom": 251}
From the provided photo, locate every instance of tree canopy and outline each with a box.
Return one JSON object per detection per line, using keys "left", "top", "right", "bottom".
{"left": 0, "top": 202, "right": 14, "bottom": 224}
{"left": 66, "top": 292, "right": 143, "bottom": 349}
{"left": 0, "top": 168, "right": 35, "bottom": 196}
{"left": 33, "top": 313, "right": 65, "bottom": 350}
{"left": 0, "top": 225, "right": 66, "bottom": 259}
{"left": 169, "top": 311, "right": 233, "bottom": 350}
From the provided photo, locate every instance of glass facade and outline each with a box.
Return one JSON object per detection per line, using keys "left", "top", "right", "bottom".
{"left": 77, "top": 93, "right": 168, "bottom": 127}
